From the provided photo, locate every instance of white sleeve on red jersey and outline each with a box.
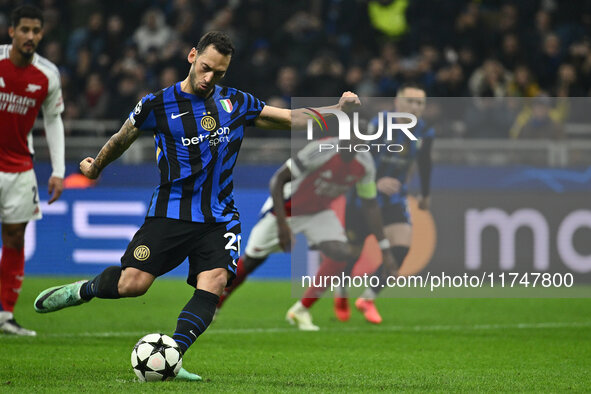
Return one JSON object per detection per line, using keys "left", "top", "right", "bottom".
{"left": 43, "top": 115, "right": 65, "bottom": 178}
{"left": 0, "top": 45, "right": 8, "bottom": 60}
{"left": 34, "top": 54, "right": 64, "bottom": 116}
{"left": 34, "top": 54, "right": 65, "bottom": 178}
{"left": 290, "top": 138, "right": 338, "bottom": 178}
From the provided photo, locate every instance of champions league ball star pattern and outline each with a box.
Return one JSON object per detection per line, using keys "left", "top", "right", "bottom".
{"left": 131, "top": 333, "right": 182, "bottom": 382}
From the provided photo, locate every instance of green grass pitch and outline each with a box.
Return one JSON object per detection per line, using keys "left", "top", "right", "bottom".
{"left": 1, "top": 277, "right": 590, "bottom": 392}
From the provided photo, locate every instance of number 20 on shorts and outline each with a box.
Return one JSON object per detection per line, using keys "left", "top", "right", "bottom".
{"left": 224, "top": 232, "right": 241, "bottom": 256}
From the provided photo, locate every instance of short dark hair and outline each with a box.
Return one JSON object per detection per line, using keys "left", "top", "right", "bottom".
{"left": 11, "top": 5, "right": 44, "bottom": 28}
{"left": 397, "top": 82, "right": 426, "bottom": 95}
{"left": 196, "top": 31, "right": 234, "bottom": 56}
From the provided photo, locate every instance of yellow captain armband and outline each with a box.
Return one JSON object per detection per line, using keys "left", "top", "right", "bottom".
{"left": 356, "top": 182, "right": 377, "bottom": 200}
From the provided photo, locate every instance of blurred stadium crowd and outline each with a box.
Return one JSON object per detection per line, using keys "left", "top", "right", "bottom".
{"left": 2, "top": 0, "right": 591, "bottom": 138}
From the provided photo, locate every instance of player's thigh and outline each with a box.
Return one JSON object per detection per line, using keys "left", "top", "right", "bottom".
{"left": 187, "top": 219, "right": 242, "bottom": 288}
{"left": 121, "top": 217, "right": 195, "bottom": 277}
{"left": 383, "top": 200, "right": 412, "bottom": 246}
{"left": 244, "top": 212, "right": 283, "bottom": 259}
{"left": 293, "top": 209, "right": 348, "bottom": 248}
{"left": 384, "top": 223, "right": 412, "bottom": 246}
{"left": 0, "top": 170, "right": 41, "bottom": 224}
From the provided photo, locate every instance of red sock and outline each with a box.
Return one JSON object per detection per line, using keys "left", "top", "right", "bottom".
{"left": 0, "top": 246, "right": 25, "bottom": 313}
{"left": 301, "top": 256, "right": 346, "bottom": 309}
{"left": 217, "top": 256, "right": 248, "bottom": 308}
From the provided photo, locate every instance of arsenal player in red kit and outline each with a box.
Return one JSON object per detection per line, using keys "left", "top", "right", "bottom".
{"left": 0, "top": 5, "right": 65, "bottom": 336}
{"left": 216, "top": 135, "right": 396, "bottom": 331}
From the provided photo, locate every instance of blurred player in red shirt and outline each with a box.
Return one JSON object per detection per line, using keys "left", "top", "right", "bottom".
{"left": 0, "top": 5, "right": 65, "bottom": 336}
{"left": 216, "top": 134, "right": 396, "bottom": 330}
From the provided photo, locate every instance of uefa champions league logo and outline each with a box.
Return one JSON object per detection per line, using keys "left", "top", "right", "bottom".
{"left": 305, "top": 108, "right": 418, "bottom": 152}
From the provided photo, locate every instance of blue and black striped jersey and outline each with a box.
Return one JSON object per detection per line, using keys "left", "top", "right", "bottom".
{"left": 129, "top": 82, "right": 265, "bottom": 223}
{"left": 369, "top": 115, "right": 435, "bottom": 205}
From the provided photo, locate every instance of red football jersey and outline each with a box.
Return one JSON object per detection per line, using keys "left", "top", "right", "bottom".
{"left": 261, "top": 138, "right": 377, "bottom": 216}
{"left": 0, "top": 45, "right": 64, "bottom": 173}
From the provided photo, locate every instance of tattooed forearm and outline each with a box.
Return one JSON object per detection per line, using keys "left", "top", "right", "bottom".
{"left": 92, "top": 119, "right": 141, "bottom": 174}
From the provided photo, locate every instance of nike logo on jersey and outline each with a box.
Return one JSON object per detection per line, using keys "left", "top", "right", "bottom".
{"left": 0, "top": 77, "right": 5, "bottom": 88}
{"left": 171, "top": 112, "right": 189, "bottom": 119}
{"left": 25, "top": 84, "right": 42, "bottom": 93}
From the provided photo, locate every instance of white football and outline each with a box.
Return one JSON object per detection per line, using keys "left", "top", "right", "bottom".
{"left": 131, "top": 333, "right": 183, "bottom": 382}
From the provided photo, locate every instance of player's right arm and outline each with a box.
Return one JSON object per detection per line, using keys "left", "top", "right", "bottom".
{"left": 81, "top": 94, "right": 155, "bottom": 179}
{"left": 269, "top": 163, "right": 294, "bottom": 251}
{"left": 80, "top": 119, "right": 141, "bottom": 179}
{"left": 41, "top": 61, "right": 66, "bottom": 204}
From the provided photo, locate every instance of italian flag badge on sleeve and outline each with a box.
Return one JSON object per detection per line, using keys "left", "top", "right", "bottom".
{"left": 220, "top": 99, "right": 233, "bottom": 113}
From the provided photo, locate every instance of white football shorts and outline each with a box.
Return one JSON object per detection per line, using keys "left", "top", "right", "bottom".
{"left": 245, "top": 209, "right": 348, "bottom": 259}
{"left": 0, "top": 169, "right": 42, "bottom": 223}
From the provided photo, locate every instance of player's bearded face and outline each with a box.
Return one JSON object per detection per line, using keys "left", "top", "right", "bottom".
{"left": 10, "top": 18, "right": 43, "bottom": 59}
{"left": 190, "top": 46, "right": 231, "bottom": 96}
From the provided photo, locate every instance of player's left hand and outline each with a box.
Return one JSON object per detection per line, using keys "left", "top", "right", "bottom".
{"left": 48, "top": 176, "right": 63, "bottom": 204}
{"left": 418, "top": 195, "right": 430, "bottom": 211}
{"left": 377, "top": 177, "right": 401, "bottom": 196}
{"left": 278, "top": 222, "right": 295, "bottom": 252}
{"left": 338, "top": 91, "right": 360, "bottom": 113}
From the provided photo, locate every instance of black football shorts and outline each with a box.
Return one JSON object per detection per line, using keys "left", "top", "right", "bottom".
{"left": 121, "top": 217, "right": 242, "bottom": 287}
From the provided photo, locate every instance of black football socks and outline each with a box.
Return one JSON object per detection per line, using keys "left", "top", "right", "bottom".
{"left": 173, "top": 289, "right": 219, "bottom": 354}
{"left": 79, "top": 266, "right": 122, "bottom": 300}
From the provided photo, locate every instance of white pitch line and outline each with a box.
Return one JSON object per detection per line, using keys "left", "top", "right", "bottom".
{"left": 23, "top": 321, "right": 591, "bottom": 338}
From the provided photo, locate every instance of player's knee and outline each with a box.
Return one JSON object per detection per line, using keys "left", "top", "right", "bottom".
{"left": 319, "top": 241, "right": 354, "bottom": 263}
{"left": 210, "top": 270, "right": 228, "bottom": 292}
{"left": 197, "top": 268, "right": 228, "bottom": 295}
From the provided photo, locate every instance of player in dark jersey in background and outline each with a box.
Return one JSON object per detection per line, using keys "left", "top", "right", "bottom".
{"left": 34, "top": 31, "right": 360, "bottom": 380}
{"left": 331, "top": 83, "right": 434, "bottom": 323}
{"left": 0, "top": 5, "right": 65, "bottom": 336}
